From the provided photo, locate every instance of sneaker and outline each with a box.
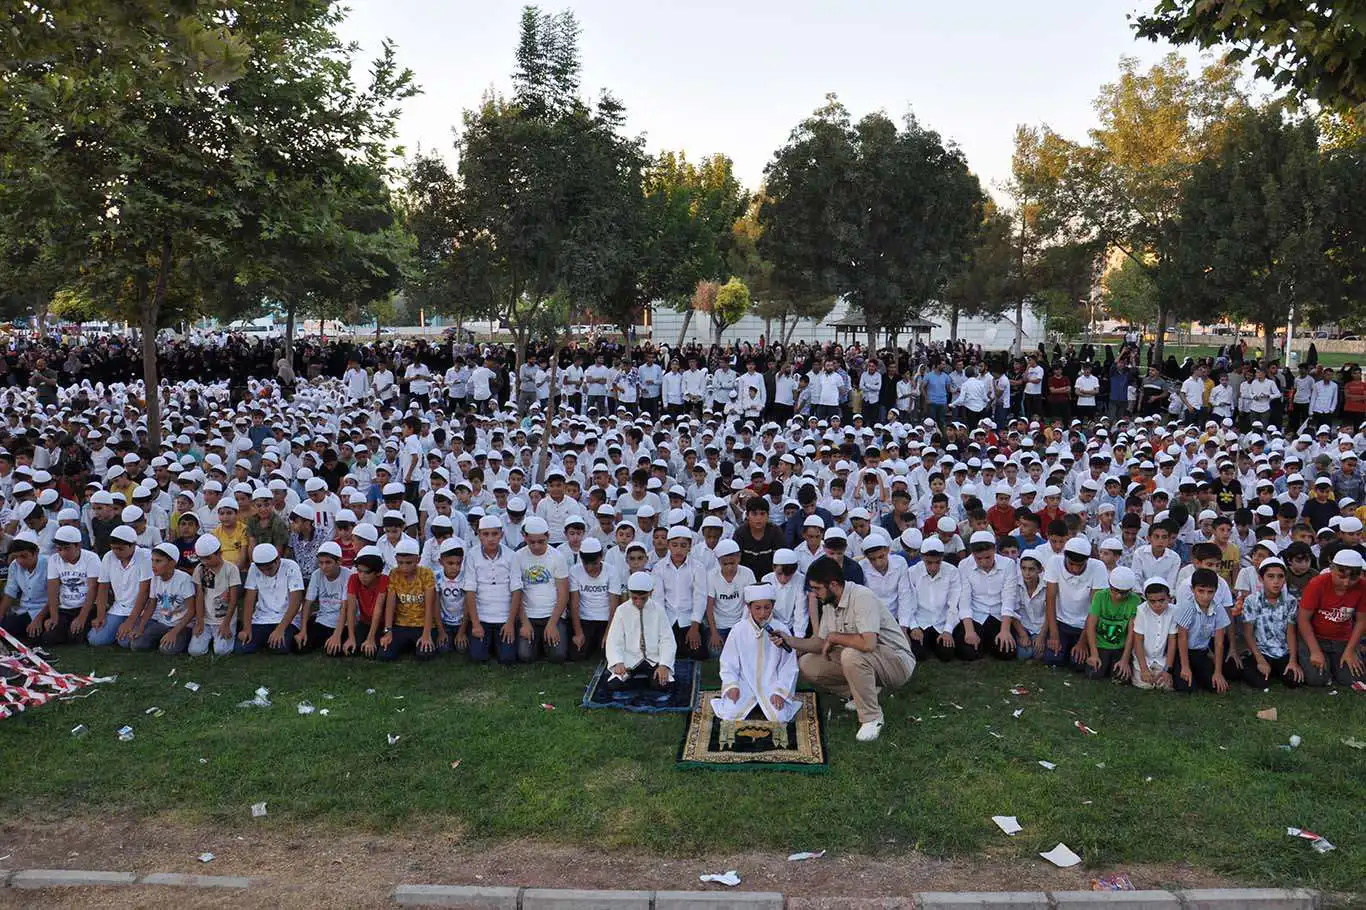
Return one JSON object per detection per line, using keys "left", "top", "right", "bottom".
{"left": 856, "top": 719, "right": 884, "bottom": 742}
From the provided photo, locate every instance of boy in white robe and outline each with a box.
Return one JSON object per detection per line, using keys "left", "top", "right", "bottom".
{"left": 604, "top": 571, "right": 675, "bottom": 691}
{"left": 712, "top": 583, "right": 802, "bottom": 724}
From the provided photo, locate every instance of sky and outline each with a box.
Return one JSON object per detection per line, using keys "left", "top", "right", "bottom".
{"left": 337, "top": 0, "right": 1207, "bottom": 197}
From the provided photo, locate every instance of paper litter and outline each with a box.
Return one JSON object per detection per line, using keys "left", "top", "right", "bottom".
{"left": 319, "top": 708, "right": 330, "bottom": 716}
{"left": 251, "top": 801, "right": 267, "bottom": 818}
{"left": 1289, "top": 734, "right": 1302, "bottom": 747}
{"left": 1092, "top": 873, "right": 1135, "bottom": 891}
{"left": 699, "top": 870, "right": 741, "bottom": 887}
{"left": 786, "top": 850, "right": 825, "bottom": 861}
{"left": 1013, "top": 708, "right": 1024, "bottom": 718}
{"left": 1342, "top": 737, "right": 1366, "bottom": 750}
{"left": 1038, "top": 760, "right": 1057, "bottom": 770}
{"left": 1040, "top": 843, "right": 1082, "bottom": 867}
{"left": 198, "top": 853, "right": 215, "bottom": 863}
{"left": 117, "top": 725, "right": 134, "bottom": 741}
{"left": 387, "top": 733, "right": 400, "bottom": 745}
{"left": 184, "top": 682, "right": 200, "bottom": 692}
{"left": 992, "top": 815, "right": 1022, "bottom": 836}
{"left": 70, "top": 724, "right": 88, "bottom": 737}
{"left": 297, "top": 702, "right": 315, "bottom": 715}
{"left": 145, "top": 706, "right": 164, "bottom": 717}
{"left": 1256, "top": 707, "right": 1277, "bottom": 721}
{"left": 237, "top": 686, "right": 272, "bottom": 708}
{"left": 1287, "top": 827, "right": 1335, "bottom": 853}
{"left": 1074, "top": 720, "right": 1099, "bottom": 735}
{"left": 540, "top": 703, "right": 555, "bottom": 711}
{"left": 1009, "top": 686, "right": 1029, "bottom": 696}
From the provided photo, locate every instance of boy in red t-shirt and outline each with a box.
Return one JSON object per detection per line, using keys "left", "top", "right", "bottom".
{"left": 1296, "top": 550, "right": 1366, "bottom": 687}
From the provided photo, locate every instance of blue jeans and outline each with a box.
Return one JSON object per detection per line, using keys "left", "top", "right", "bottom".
{"left": 234, "top": 622, "right": 294, "bottom": 654}
{"left": 378, "top": 624, "right": 437, "bottom": 661}
{"left": 132, "top": 620, "right": 190, "bottom": 654}
{"left": 927, "top": 403, "right": 948, "bottom": 426}
{"left": 436, "top": 622, "right": 466, "bottom": 655}
{"left": 1044, "top": 621, "right": 1085, "bottom": 668}
{"left": 467, "top": 620, "right": 519, "bottom": 665}
{"left": 87, "top": 613, "right": 136, "bottom": 647}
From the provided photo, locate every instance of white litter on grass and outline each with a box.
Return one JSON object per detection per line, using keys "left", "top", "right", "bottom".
{"left": 699, "top": 871, "right": 741, "bottom": 887}
{"left": 117, "top": 725, "right": 134, "bottom": 741}
{"left": 1040, "top": 843, "right": 1082, "bottom": 867}
{"left": 71, "top": 724, "right": 88, "bottom": 737}
{"left": 1013, "top": 708, "right": 1024, "bottom": 718}
{"left": 322, "top": 693, "right": 335, "bottom": 700}
{"left": 1038, "top": 760, "right": 1057, "bottom": 770}
{"left": 1289, "top": 734, "right": 1303, "bottom": 748}
{"left": 184, "top": 682, "right": 200, "bottom": 692}
{"left": 237, "top": 687, "right": 272, "bottom": 708}
{"left": 365, "top": 688, "right": 376, "bottom": 695}
{"left": 198, "top": 853, "right": 215, "bottom": 863}
{"left": 319, "top": 709, "right": 330, "bottom": 716}
{"left": 168, "top": 669, "right": 177, "bottom": 677}
{"left": 987, "top": 731, "right": 1003, "bottom": 739}
{"left": 786, "top": 850, "right": 825, "bottom": 862}
{"left": 992, "top": 816, "right": 1022, "bottom": 836}
{"left": 387, "top": 734, "right": 400, "bottom": 745}
{"left": 1288, "top": 827, "right": 1336, "bottom": 853}
{"left": 1343, "top": 737, "right": 1366, "bottom": 750}
{"left": 251, "top": 802, "right": 267, "bottom": 818}
{"left": 297, "top": 702, "right": 315, "bottom": 715}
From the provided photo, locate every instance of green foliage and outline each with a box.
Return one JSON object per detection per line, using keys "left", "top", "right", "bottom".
{"left": 1133, "top": 1, "right": 1366, "bottom": 114}
{"left": 703, "top": 276, "right": 750, "bottom": 341}
{"left": 1101, "top": 255, "right": 1159, "bottom": 327}
{"left": 760, "top": 95, "right": 984, "bottom": 348}
{"left": 941, "top": 208, "right": 1019, "bottom": 326}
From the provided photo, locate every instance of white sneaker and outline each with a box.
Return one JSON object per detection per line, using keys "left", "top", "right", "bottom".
{"left": 856, "top": 719, "right": 884, "bottom": 742}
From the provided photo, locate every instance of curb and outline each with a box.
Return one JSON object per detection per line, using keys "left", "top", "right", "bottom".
{"left": 2, "top": 868, "right": 253, "bottom": 890}
{"left": 385, "top": 886, "right": 1320, "bottom": 909}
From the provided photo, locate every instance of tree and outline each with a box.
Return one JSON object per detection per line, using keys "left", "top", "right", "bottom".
{"left": 760, "top": 95, "right": 984, "bottom": 350}
{"left": 399, "top": 153, "right": 492, "bottom": 328}
{"left": 1101, "top": 255, "right": 1160, "bottom": 328}
{"left": 734, "top": 191, "right": 835, "bottom": 346}
{"left": 452, "top": 7, "right": 648, "bottom": 362}
{"left": 940, "top": 208, "right": 1019, "bottom": 343}
{"left": 696, "top": 276, "right": 750, "bottom": 345}
{"left": 1016, "top": 55, "right": 1246, "bottom": 357}
{"left": 1132, "top": 2, "right": 1366, "bottom": 115}
{"left": 1159, "top": 107, "right": 1335, "bottom": 357}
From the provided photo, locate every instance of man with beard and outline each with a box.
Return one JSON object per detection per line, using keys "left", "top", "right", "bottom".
{"left": 777, "top": 555, "right": 915, "bottom": 742}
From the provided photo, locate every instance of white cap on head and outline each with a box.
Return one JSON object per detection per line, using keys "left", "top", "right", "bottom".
{"left": 382, "top": 482, "right": 405, "bottom": 497}
{"left": 1108, "top": 567, "right": 1137, "bottom": 591}
{"left": 936, "top": 516, "right": 957, "bottom": 534}
{"left": 900, "top": 528, "right": 923, "bottom": 550}
{"left": 153, "top": 542, "right": 179, "bottom": 562}
{"left": 1063, "top": 537, "right": 1091, "bottom": 557}
{"left": 478, "top": 515, "right": 504, "bottom": 531}
{"left": 667, "top": 526, "right": 692, "bottom": 541}
{"left": 1341, "top": 517, "right": 1364, "bottom": 533}
{"left": 715, "top": 539, "right": 741, "bottom": 558}
{"left": 395, "top": 537, "right": 420, "bottom": 556}
{"left": 354, "top": 523, "right": 379, "bottom": 543}
{"left": 744, "top": 583, "right": 776, "bottom": 603}
{"left": 921, "top": 537, "right": 945, "bottom": 554}
{"left": 318, "top": 541, "right": 343, "bottom": 560}
{"left": 773, "top": 547, "right": 797, "bottom": 565}
{"left": 110, "top": 525, "right": 138, "bottom": 544}
{"left": 291, "top": 503, "right": 316, "bottom": 521}
{"left": 627, "top": 571, "right": 654, "bottom": 593}
{"left": 579, "top": 537, "right": 604, "bottom": 555}
{"left": 522, "top": 516, "right": 549, "bottom": 535}
{"left": 969, "top": 530, "right": 996, "bottom": 547}
{"left": 194, "top": 534, "right": 222, "bottom": 558}
{"left": 121, "top": 505, "right": 144, "bottom": 523}
{"left": 53, "top": 526, "right": 82, "bottom": 545}
{"left": 1332, "top": 549, "right": 1365, "bottom": 569}
{"left": 862, "top": 530, "right": 892, "bottom": 551}
{"left": 252, "top": 543, "right": 279, "bottom": 564}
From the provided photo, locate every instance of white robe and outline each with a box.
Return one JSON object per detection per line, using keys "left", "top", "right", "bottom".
{"left": 712, "top": 614, "right": 801, "bottom": 723}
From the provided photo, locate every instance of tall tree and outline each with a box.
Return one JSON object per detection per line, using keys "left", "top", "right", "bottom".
{"left": 1017, "top": 55, "right": 1246, "bottom": 357}
{"left": 735, "top": 191, "right": 835, "bottom": 346}
{"left": 1159, "top": 107, "right": 1336, "bottom": 356}
{"left": 1133, "top": 2, "right": 1366, "bottom": 114}
{"left": 1101, "top": 254, "right": 1160, "bottom": 328}
{"left": 760, "top": 95, "right": 984, "bottom": 350}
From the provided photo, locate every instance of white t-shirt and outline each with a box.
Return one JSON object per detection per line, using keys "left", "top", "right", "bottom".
{"left": 245, "top": 559, "right": 305, "bottom": 625}
{"left": 149, "top": 569, "right": 197, "bottom": 626}
{"left": 570, "top": 562, "right": 614, "bottom": 622}
{"left": 436, "top": 566, "right": 466, "bottom": 626}
{"left": 306, "top": 565, "right": 352, "bottom": 628}
{"left": 47, "top": 549, "right": 100, "bottom": 611}
{"left": 1025, "top": 365, "right": 1044, "bottom": 396}
{"left": 707, "top": 565, "right": 756, "bottom": 630}
{"left": 1074, "top": 374, "right": 1099, "bottom": 407}
{"left": 98, "top": 548, "right": 154, "bottom": 617}
{"left": 1042, "top": 555, "right": 1109, "bottom": 628}
{"left": 514, "top": 546, "right": 569, "bottom": 621}
{"left": 1133, "top": 602, "right": 1177, "bottom": 668}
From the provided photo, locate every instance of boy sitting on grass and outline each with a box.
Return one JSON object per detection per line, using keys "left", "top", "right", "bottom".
{"left": 1239, "top": 556, "right": 1302, "bottom": 688}
{"left": 1084, "top": 566, "right": 1138, "bottom": 681}
{"left": 1131, "top": 577, "right": 1176, "bottom": 690}
{"left": 1173, "top": 567, "right": 1231, "bottom": 693}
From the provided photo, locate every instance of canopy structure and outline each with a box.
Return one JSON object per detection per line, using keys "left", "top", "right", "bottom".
{"left": 830, "top": 310, "right": 936, "bottom": 347}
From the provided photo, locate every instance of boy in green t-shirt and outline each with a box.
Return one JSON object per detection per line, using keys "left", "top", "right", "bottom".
{"left": 1084, "top": 566, "right": 1140, "bottom": 682}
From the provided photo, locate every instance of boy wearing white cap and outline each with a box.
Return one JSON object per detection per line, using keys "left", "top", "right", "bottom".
{"left": 705, "top": 539, "right": 755, "bottom": 657}
{"left": 0, "top": 532, "right": 49, "bottom": 643}
{"left": 713, "top": 583, "right": 801, "bottom": 723}
{"left": 1083, "top": 567, "right": 1139, "bottom": 681}
{"left": 762, "top": 548, "right": 812, "bottom": 639}
{"left": 903, "top": 537, "right": 961, "bottom": 661}
{"left": 652, "top": 525, "right": 709, "bottom": 660}
{"left": 1042, "top": 536, "right": 1109, "bottom": 668}
{"left": 433, "top": 539, "right": 468, "bottom": 655}
{"left": 189, "top": 535, "right": 240, "bottom": 657}
{"left": 513, "top": 516, "right": 571, "bottom": 663}
{"left": 236, "top": 543, "right": 305, "bottom": 654}
{"left": 132, "top": 542, "right": 197, "bottom": 653}
{"left": 377, "top": 536, "right": 437, "bottom": 661}
{"left": 42, "top": 526, "right": 100, "bottom": 645}
{"left": 604, "top": 572, "right": 675, "bottom": 691}
{"left": 462, "top": 515, "right": 523, "bottom": 665}
{"left": 299, "top": 540, "right": 352, "bottom": 654}
{"left": 87, "top": 526, "right": 152, "bottom": 647}
{"left": 567, "top": 537, "right": 614, "bottom": 660}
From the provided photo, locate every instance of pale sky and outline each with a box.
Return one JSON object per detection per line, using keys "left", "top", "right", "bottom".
{"left": 337, "top": 0, "right": 1205, "bottom": 196}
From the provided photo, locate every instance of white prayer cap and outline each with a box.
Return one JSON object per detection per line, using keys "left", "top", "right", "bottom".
{"left": 1342, "top": 517, "right": 1364, "bottom": 533}
{"left": 305, "top": 477, "right": 327, "bottom": 492}
{"left": 121, "top": 505, "right": 144, "bottom": 523}
{"left": 38, "top": 488, "right": 59, "bottom": 506}
{"left": 823, "top": 527, "right": 847, "bottom": 543}
{"left": 318, "top": 541, "right": 343, "bottom": 560}
{"left": 252, "top": 543, "right": 279, "bottom": 564}
{"left": 627, "top": 571, "right": 654, "bottom": 593}
{"left": 90, "top": 491, "right": 114, "bottom": 506}
{"left": 382, "top": 482, "right": 405, "bottom": 497}
{"left": 440, "top": 538, "right": 465, "bottom": 556}
{"left": 109, "top": 526, "right": 138, "bottom": 545}
{"left": 637, "top": 505, "right": 657, "bottom": 519}
{"left": 667, "top": 526, "right": 692, "bottom": 541}
{"left": 968, "top": 530, "right": 996, "bottom": 547}
{"left": 714, "top": 539, "right": 740, "bottom": 558}
{"left": 862, "top": 531, "right": 892, "bottom": 551}
{"left": 1332, "top": 549, "right": 1365, "bottom": 569}
{"left": 579, "top": 537, "right": 604, "bottom": 555}
{"left": 700, "top": 516, "right": 724, "bottom": 530}
{"left": 347, "top": 489, "right": 368, "bottom": 504}
{"left": 194, "top": 534, "right": 222, "bottom": 558}
{"left": 773, "top": 548, "right": 798, "bottom": 565}
{"left": 53, "top": 526, "right": 82, "bottom": 545}
{"left": 921, "top": 537, "right": 945, "bottom": 554}
{"left": 522, "top": 517, "right": 549, "bottom": 535}
{"left": 153, "top": 542, "right": 179, "bottom": 562}
{"left": 1063, "top": 537, "right": 1091, "bottom": 557}
{"left": 1108, "top": 567, "right": 1137, "bottom": 591}
{"left": 290, "top": 503, "right": 316, "bottom": 521}
{"left": 14, "top": 501, "right": 37, "bottom": 521}
{"left": 478, "top": 515, "right": 504, "bottom": 531}
{"left": 12, "top": 530, "right": 39, "bottom": 547}
{"left": 507, "top": 497, "right": 527, "bottom": 513}
{"left": 802, "top": 515, "right": 825, "bottom": 529}
{"left": 395, "top": 537, "right": 420, "bottom": 556}
{"left": 1099, "top": 536, "right": 1123, "bottom": 552}
{"left": 900, "top": 528, "right": 923, "bottom": 550}
{"left": 744, "top": 583, "right": 776, "bottom": 604}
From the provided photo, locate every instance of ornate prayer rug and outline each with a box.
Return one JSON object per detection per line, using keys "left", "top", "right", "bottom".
{"left": 676, "top": 690, "right": 828, "bottom": 772}
{"left": 581, "top": 659, "right": 700, "bottom": 714}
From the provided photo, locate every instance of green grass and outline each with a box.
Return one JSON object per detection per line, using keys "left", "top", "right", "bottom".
{"left": 1159, "top": 344, "right": 1364, "bottom": 368}
{"left": 3, "top": 649, "right": 1365, "bottom": 892}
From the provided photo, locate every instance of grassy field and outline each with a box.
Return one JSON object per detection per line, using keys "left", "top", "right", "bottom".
{"left": 2, "top": 649, "right": 1364, "bottom": 892}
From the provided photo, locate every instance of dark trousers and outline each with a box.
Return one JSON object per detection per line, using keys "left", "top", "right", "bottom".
{"left": 378, "top": 624, "right": 437, "bottom": 662}
{"left": 1242, "top": 653, "right": 1297, "bottom": 688}
{"left": 0, "top": 610, "right": 34, "bottom": 644}
{"left": 468, "top": 620, "right": 519, "bottom": 665}
{"left": 954, "top": 615, "right": 1013, "bottom": 661}
{"left": 1174, "top": 648, "right": 1218, "bottom": 693}
{"left": 606, "top": 660, "right": 672, "bottom": 693}
{"left": 235, "top": 622, "right": 293, "bottom": 654}
{"left": 673, "top": 624, "right": 710, "bottom": 661}
{"left": 296, "top": 620, "right": 340, "bottom": 655}
{"left": 910, "top": 626, "right": 956, "bottom": 662}
{"left": 36, "top": 608, "right": 82, "bottom": 646}
{"left": 570, "top": 619, "right": 608, "bottom": 662}
{"left": 1086, "top": 646, "right": 1124, "bottom": 680}
{"left": 641, "top": 397, "right": 661, "bottom": 419}
{"left": 1044, "top": 621, "right": 1086, "bottom": 669}
{"left": 517, "top": 617, "right": 569, "bottom": 663}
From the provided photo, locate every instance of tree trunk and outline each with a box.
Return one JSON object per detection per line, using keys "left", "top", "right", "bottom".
{"left": 284, "top": 301, "right": 297, "bottom": 373}
{"left": 143, "top": 233, "right": 172, "bottom": 452}
{"left": 949, "top": 303, "right": 960, "bottom": 342}
{"left": 675, "top": 307, "right": 694, "bottom": 348}
{"left": 778, "top": 312, "right": 788, "bottom": 345}
{"left": 534, "top": 346, "right": 564, "bottom": 484}
{"left": 34, "top": 297, "right": 48, "bottom": 340}
{"left": 1013, "top": 299, "right": 1024, "bottom": 356}
{"left": 713, "top": 314, "right": 724, "bottom": 347}
{"left": 620, "top": 323, "right": 633, "bottom": 360}
{"left": 783, "top": 316, "right": 800, "bottom": 346}
{"left": 1153, "top": 301, "right": 1168, "bottom": 363}
{"left": 865, "top": 316, "right": 879, "bottom": 354}
{"left": 1263, "top": 322, "right": 1275, "bottom": 358}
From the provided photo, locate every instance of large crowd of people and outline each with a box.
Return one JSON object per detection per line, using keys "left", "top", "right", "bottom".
{"left": 1, "top": 329, "right": 1364, "bottom": 743}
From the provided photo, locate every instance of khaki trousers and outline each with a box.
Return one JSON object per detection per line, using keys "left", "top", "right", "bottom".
{"left": 799, "top": 645, "right": 914, "bottom": 723}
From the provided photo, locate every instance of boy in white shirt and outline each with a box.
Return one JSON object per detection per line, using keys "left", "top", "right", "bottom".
{"left": 1131, "top": 577, "right": 1177, "bottom": 689}
{"left": 604, "top": 572, "right": 676, "bottom": 691}
{"left": 299, "top": 541, "right": 352, "bottom": 655}
{"left": 133, "top": 542, "right": 198, "bottom": 654}
{"left": 568, "top": 537, "right": 616, "bottom": 660}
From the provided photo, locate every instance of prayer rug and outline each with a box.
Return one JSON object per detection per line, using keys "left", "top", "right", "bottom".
{"left": 676, "top": 690, "right": 828, "bottom": 772}
{"left": 581, "top": 659, "right": 700, "bottom": 714}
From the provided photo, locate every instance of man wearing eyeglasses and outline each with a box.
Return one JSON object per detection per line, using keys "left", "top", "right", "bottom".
{"left": 1296, "top": 549, "right": 1366, "bottom": 688}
